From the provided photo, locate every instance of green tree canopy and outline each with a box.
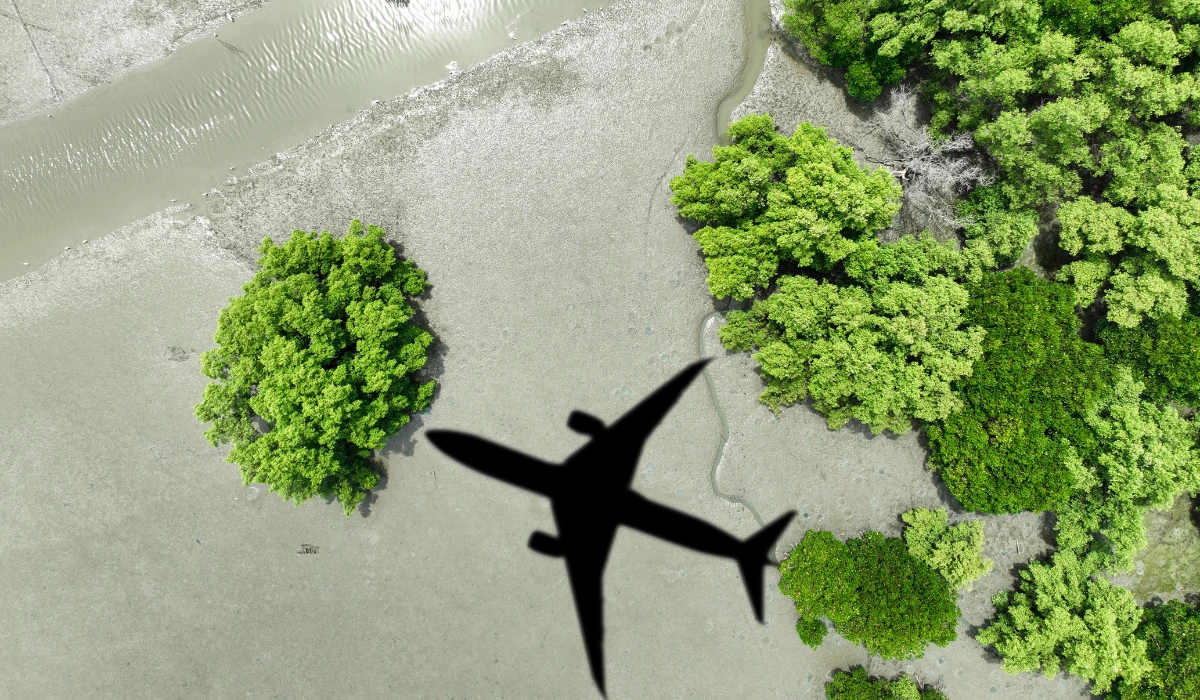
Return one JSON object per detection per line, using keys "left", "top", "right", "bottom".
{"left": 195, "top": 220, "right": 436, "bottom": 516}
{"left": 926, "top": 267, "right": 1112, "bottom": 513}
{"left": 780, "top": 0, "right": 1200, "bottom": 323}
{"left": 975, "top": 549, "right": 1152, "bottom": 695}
{"left": 1096, "top": 302, "right": 1200, "bottom": 406}
{"left": 719, "top": 234, "right": 984, "bottom": 434}
{"left": 1112, "top": 599, "right": 1200, "bottom": 700}
{"left": 825, "top": 666, "right": 949, "bottom": 700}
{"left": 670, "top": 114, "right": 902, "bottom": 300}
{"left": 901, "top": 507, "right": 994, "bottom": 591}
{"left": 1054, "top": 368, "right": 1200, "bottom": 573}
{"left": 779, "top": 529, "right": 960, "bottom": 659}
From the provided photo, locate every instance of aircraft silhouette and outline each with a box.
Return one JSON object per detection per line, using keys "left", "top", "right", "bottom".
{"left": 425, "top": 359, "right": 796, "bottom": 696}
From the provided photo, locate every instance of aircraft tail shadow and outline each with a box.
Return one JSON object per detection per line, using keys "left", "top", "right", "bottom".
{"left": 738, "top": 511, "right": 796, "bottom": 622}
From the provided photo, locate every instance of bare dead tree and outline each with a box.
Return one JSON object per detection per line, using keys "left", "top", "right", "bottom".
{"left": 867, "top": 83, "right": 995, "bottom": 237}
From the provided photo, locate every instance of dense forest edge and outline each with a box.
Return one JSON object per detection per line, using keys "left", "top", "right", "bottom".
{"left": 669, "top": 0, "right": 1200, "bottom": 696}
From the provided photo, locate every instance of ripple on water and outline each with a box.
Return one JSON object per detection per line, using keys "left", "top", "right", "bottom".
{"left": 0, "top": 0, "right": 615, "bottom": 281}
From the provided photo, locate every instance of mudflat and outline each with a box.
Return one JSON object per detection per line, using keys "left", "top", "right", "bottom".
{"left": 0, "top": 0, "right": 269, "bottom": 126}
{"left": 1, "top": 0, "right": 1095, "bottom": 697}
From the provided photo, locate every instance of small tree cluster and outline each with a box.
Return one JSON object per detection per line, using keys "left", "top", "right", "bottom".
{"left": 901, "top": 507, "right": 994, "bottom": 591}
{"left": 825, "top": 666, "right": 948, "bottom": 700}
{"left": 974, "top": 548, "right": 1152, "bottom": 696}
{"left": 779, "top": 529, "right": 960, "bottom": 659}
{"left": 195, "top": 220, "right": 436, "bottom": 516}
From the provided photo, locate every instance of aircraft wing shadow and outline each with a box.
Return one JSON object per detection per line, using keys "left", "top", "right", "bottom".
{"left": 425, "top": 430, "right": 561, "bottom": 496}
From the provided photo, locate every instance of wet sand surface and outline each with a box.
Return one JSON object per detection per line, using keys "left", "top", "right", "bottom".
{"left": 0, "top": 0, "right": 268, "bottom": 126}
{"left": 0, "top": 0, "right": 1119, "bottom": 697}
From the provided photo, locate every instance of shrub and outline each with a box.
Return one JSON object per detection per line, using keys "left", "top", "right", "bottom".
{"left": 779, "top": 530, "right": 960, "bottom": 659}
{"left": 925, "top": 267, "right": 1112, "bottom": 513}
{"left": 975, "top": 549, "right": 1152, "bottom": 695}
{"left": 1111, "top": 599, "right": 1200, "bottom": 700}
{"left": 669, "top": 113, "right": 902, "bottom": 300}
{"left": 719, "top": 234, "right": 984, "bottom": 434}
{"left": 825, "top": 666, "right": 948, "bottom": 700}
{"left": 195, "top": 220, "right": 436, "bottom": 516}
{"left": 901, "top": 507, "right": 994, "bottom": 591}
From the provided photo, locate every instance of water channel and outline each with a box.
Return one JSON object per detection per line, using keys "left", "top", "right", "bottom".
{"left": 0, "top": 0, "right": 777, "bottom": 281}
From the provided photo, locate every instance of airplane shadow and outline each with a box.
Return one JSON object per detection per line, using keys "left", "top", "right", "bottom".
{"left": 425, "top": 359, "right": 796, "bottom": 696}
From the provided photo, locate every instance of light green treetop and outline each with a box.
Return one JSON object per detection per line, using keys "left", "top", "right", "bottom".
{"left": 671, "top": 113, "right": 902, "bottom": 300}
{"left": 1054, "top": 367, "right": 1200, "bottom": 572}
{"left": 975, "top": 548, "right": 1152, "bottom": 695}
{"left": 901, "top": 507, "right": 994, "bottom": 591}
{"left": 195, "top": 220, "right": 436, "bottom": 516}
{"left": 719, "top": 234, "right": 984, "bottom": 434}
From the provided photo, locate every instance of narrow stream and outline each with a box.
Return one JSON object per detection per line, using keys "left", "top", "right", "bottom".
{"left": 0, "top": 0, "right": 622, "bottom": 281}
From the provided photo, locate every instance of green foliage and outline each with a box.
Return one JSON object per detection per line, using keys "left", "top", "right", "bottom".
{"left": 780, "top": 0, "right": 1200, "bottom": 323}
{"left": 901, "top": 507, "right": 994, "bottom": 591}
{"left": 195, "top": 220, "right": 436, "bottom": 516}
{"left": 957, "top": 184, "right": 1040, "bottom": 267}
{"left": 779, "top": 530, "right": 960, "bottom": 659}
{"left": 825, "top": 666, "right": 949, "bottom": 700}
{"left": 719, "top": 234, "right": 983, "bottom": 434}
{"left": 1054, "top": 183, "right": 1200, "bottom": 327}
{"left": 926, "top": 267, "right": 1111, "bottom": 513}
{"left": 975, "top": 549, "right": 1152, "bottom": 695}
{"left": 669, "top": 113, "right": 902, "bottom": 300}
{"left": 1097, "top": 305, "right": 1200, "bottom": 406}
{"left": 1112, "top": 600, "right": 1200, "bottom": 700}
{"left": 1054, "top": 368, "right": 1200, "bottom": 572}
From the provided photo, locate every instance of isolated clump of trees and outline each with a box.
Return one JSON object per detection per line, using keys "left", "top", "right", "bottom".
{"left": 825, "top": 666, "right": 948, "bottom": 700}
{"left": 778, "top": 507, "right": 989, "bottom": 659}
{"left": 195, "top": 220, "right": 436, "bottom": 516}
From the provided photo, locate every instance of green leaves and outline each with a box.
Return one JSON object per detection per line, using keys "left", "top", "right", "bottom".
{"left": 779, "top": 530, "right": 960, "bottom": 659}
{"left": 670, "top": 114, "right": 902, "bottom": 301}
{"left": 1054, "top": 368, "right": 1200, "bottom": 573}
{"left": 1113, "top": 600, "right": 1200, "bottom": 700}
{"left": 975, "top": 549, "right": 1152, "bottom": 695}
{"left": 926, "top": 268, "right": 1111, "bottom": 513}
{"left": 194, "top": 220, "right": 436, "bottom": 516}
{"left": 901, "top": 507, "right": 994, "bottom": 591}
{"left": 718, "top": 234, "right": 982, "bottom": 434}
{"left": 825, "top": 667, "right": 949, "bottom": 700}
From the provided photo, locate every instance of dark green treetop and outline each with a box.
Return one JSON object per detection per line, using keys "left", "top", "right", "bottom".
{"left": 1111, "top": 599, "right": 1200, "bottom": 700}
{"left": 195, "top": 220, "right": 436, "bottom": 516}
{"left": 779, "top": 529, "right": 960, "bottom": 659}
{"left": 925, "top": 267, "right": 1112, "bottom": 513}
